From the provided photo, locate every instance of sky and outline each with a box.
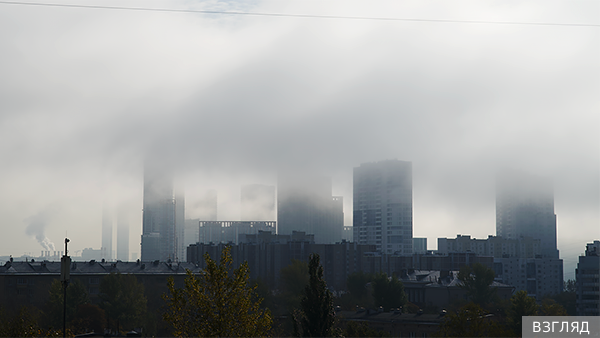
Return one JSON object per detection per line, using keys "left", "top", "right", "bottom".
{"left": 0, "top": 0, "right": 598, "bottom": 279}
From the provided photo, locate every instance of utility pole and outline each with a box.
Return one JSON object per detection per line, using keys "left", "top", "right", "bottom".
{"left": 61, "top": 238, "right": 71, "bottom": 338}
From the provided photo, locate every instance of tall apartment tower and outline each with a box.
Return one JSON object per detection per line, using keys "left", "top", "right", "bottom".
{"left": 496, "top": 170, "right": 559, "bottom": 258}
{"left": 101, "top": 204, "right": 113, "bottom": 261}
{"left": 241, "top": 184, "right": 276, "bottom": 221}
{"left": 116, "top": 205, "right": 129, "bottom": 261}
{"left": 353, "top": 160, "right": 413, "bottom": 254}
{"left": 576, "top": 240, "right": 600, "bottom": 316}
{"left": 141, "top": 163, "right": 180, "bottom": 261}
{"left": 277, "top": 172, "right": 343, "bottom": 244}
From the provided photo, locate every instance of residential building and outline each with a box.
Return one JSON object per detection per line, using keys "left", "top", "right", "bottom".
{"left": 277, "top": 172, "right": 343, "bottom": 244}
{"left": 438, "top": 234, "right": 561, "bottom": 300}
{"left": 353, "top": 160, "right": 413, "bottom": 254}
{"left": 437, "top": 235, "right": 541, "bottom": 258}
{"left": 0, "top": 259, "right": 201, "bottom": 316}
{"left": 101, "top": 204, "right": 112, "bottom": 261}
{"left": 496, "top": 170, "right": 558, "bottom": 258}
{"left": 199, "top": 221, "right": 276, "bottom": 245}
{"left": 116, "top": 206, "right": 129, "bottom": 261}
{"left": 187, "top": 238, "right": 375, "bottom": 290}
{"left": 413, "top": 238, "right": 427, "bottom": 254}
{"left": 576, "top": 240, "right": 600, "bottom": 316}
{"left": 494, "top": 256, "right": 563, "bottom": 299}
{"left": 141, "top": 163, "right": 179, "bottom": 261}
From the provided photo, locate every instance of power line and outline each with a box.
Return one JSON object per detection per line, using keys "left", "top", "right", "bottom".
{"left": 1, "top": 0, "right": 599, "bottom": 27}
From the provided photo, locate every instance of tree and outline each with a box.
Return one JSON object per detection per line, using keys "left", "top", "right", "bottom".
{"left": 347, "top": 271, "right": 373, "bottom": 300}
{"left": 544, "top": 279, "right": 576, "bottom": 315}
{"left": 344, "top": 321, "right": 390, "bottom": 337}
{"left": 458, "top": 263, "right": 497, "bottom": 305}
{"left": 433, "top": 302, "right": 509, "bottom": 337}
{"left": 371, "top": 273, "right": 407, "bottom": 312}
{"left": 99, "top": 272, "right": 147, "bottom": 333}
{"left": 72, "top": 304, "right": 106, "bottom": 334}
{"left": 293, "top": 253, "right": 338, "bottom": 337}
{"left": 0, "top": 306, "right": 62, "bottom": 337}
{"left": 46, "top": 279, "right": 89, "bottom": 330}
{"left": 279, "top": 259, "right": 310, "bottom": 313}
{"left": 162, "top": 246, "right": 272, "bottom": 337}
{"left": 507, "top": 290, "right": 538, "bottom": 336}
{"left": 538, "top": 298, "right": 567, "bottom": 316}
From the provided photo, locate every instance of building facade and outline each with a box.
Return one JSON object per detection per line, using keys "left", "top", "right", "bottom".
{"left": 277, "top": 172, "right": 343, "bottom": 244}
{"left": 496, "top": 171, "right": 558, "bottom": 258}
{"left": 187, "top": 238, "right": 375, "bottom": 290}
{"left": 438, "top": 234, "right": 562, "bottom": 300}
{"left": 141, "top": 163, "right": 182, "bottom": 262}
{"left": 116, "top": 206, "right": 129, "bottom": 261}
{"left": 101, "top": 204, "right": 112, "bottom": 261}
{"left": 353, "top": 160, "right": 413, "bottom": 254}
{"left": 494, "top": 256, "right": 563, "bottom": 299}
{"left": 438, "top": 234, "right": 541, "bottom": 259}
{"left": 576, "top": 240, "right": 600, "bottom": 316}
{"left": 199, "top": 221, "right": 276, "bottom": 245}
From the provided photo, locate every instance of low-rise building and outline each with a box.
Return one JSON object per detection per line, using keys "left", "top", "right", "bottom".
{"left": 0, "top": 259, "right": 201, "bottom": 313}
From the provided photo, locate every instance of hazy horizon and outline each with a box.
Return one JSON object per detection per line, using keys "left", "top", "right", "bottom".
{"left": 0, "top": 0, "right": 598, "bottom": 281}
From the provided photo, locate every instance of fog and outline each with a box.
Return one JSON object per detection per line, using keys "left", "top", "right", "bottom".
{"left": 0, "top": 0, "right": 597, "bottom": 278}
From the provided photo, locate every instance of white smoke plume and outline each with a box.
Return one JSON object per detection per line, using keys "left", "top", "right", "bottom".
{"left": 25, "top": 209, "right": 56, "bottom": 252}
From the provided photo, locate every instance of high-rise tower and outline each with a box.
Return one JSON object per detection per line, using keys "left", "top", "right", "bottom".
{"left": 101, "top": 204, "right": 113, "bottom": 260}
{"left": 116, "top": 205, "right": 129, "bottom": 261}
{"left": 141, "top": 163, "right": 179, "bottom": 261}
{"left": 277, "top": 172, "right": 343, "bottom": 244}
{"left": 353, "top": 160, "right": 413, "bottom": 254}
{"left": 496, "top": 170, "right": 558, "bottom": 258}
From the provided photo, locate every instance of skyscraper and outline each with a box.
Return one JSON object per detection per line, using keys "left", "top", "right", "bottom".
{"left": 241, "top": 184, "right": 275, "bottom": 221}
{"left": 353, "top": 160, "right": 413, "bottom": 254}
{"left": 277, "top": 172, "right": 343, "bottom": 244}
{"left": 141, "top": 163, "right": 180, "bottom": 261}
{"left": 116, "top": 205, "right": 129, "bottom": 261}
{"left": 496, "top": 170, "right": 559, "bottom": 258}
{"left": 101, "top": 204, "right": 113, "bottom": 261}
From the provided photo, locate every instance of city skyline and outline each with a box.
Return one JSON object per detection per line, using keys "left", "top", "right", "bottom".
{"left": 0, "top": 0, "right": 597, "bottom": 282}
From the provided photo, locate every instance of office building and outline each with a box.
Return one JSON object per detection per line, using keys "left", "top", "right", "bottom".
{"left": 277, "top": 172, "right": 343, "bottom": 244}
{"left": 241, "top": 184, "right": 275, "bottom": 221}
{"left": 496, "top": 170, "right": 558, "bottom": 258}
{"left": 576, "top": 240, "right": 599, "bottom": 316}
{"left": 353, "top": 160, "right": 413, "bottom": 254}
